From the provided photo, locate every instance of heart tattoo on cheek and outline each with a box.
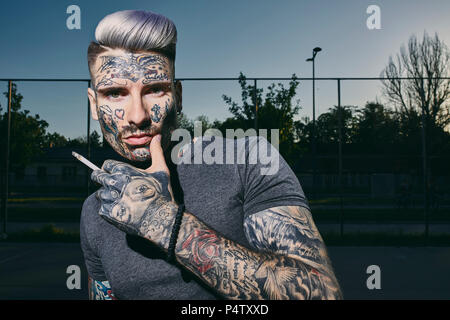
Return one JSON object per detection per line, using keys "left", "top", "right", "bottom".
{"left": 115, "top": 109, "right": 125, "bottom": 120}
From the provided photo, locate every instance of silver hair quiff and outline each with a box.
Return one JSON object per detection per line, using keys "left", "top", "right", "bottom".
{"left": 87, "top": 10, "right": 177, "bottom": 77}
{"left": 95, "top": 10, "right": 177, "bottom": 58}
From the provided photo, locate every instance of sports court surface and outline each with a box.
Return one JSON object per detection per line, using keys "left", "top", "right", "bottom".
{"left": 0, "top": 242, "right": 449, "bottom": 300}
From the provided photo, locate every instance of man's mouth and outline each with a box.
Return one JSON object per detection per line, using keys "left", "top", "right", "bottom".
{"left": 123, "top": 133, "right": 153, "bottom": 146}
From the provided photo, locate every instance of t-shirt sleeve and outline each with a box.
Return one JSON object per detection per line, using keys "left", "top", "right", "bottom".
{"left": 241, "top": 136, "right": 310, "bottom": 217}
{"left": 80, "top": 195, "right": 108, "bottom": 281}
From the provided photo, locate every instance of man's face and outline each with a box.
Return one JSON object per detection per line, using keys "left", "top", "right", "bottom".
{"left": 88, "top": 48, "right": 181, "bottom": 162}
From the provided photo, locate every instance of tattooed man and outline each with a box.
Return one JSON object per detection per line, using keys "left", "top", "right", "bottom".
{"left": 81, "top": 10, "right": 342, "bottom": 300}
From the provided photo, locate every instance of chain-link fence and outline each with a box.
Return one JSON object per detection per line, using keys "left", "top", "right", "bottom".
{"left": 0, "top": 77, "right": 449, "bottom": 241}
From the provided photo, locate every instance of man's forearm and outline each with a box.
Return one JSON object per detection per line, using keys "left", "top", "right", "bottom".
{"left": 170, "top": 211, "right": 341, "bottom": 300}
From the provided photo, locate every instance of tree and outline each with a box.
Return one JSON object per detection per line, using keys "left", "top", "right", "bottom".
{"left": 90, "top": 130, "right": 102, "bottom": 148}
{"left": 176, "top": 112, "right": 215, "bottom": 137}
{"left": 381, "top": 32, "right": 450, "bottom": 132}
{"left": 43, "top": 132, "right": 68, "bottom": 148}
{"left": 294, "top": 105, "right": 357, "bottom": 155}
{"left": 65, "top": 131, "right": 103, "bottom": 148}
{"left": 0, "top": 83, "right": 49, "bottom": 171}
{"left": 221, "top": 72, "right": 301, "bottom": 164}
{"left": 352, "top": 102, "right": 400, "bottom": 154}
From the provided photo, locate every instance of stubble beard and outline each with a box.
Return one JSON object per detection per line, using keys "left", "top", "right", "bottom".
{"left": 100, "top": 99, "right": 179, "bottom": 169}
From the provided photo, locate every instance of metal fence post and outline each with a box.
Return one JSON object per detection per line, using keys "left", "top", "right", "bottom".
{"left": 87, "top": 80, "right": 91, "bottom": 196}
{"left": 254, "top": 79, "right": 258, "bottom": 131}
{"left": 337, "top": 79, "right": 344, "bottom": 237}
{"left": 420, "top": 78, "right": 429, "bottom": 239}
{"left": 1, "top": 80, "right": 12, "bottom": 238}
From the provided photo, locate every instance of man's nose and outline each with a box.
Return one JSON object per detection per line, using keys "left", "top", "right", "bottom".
{"left": 126, "top": 94, "right": 151, "bottom": 127}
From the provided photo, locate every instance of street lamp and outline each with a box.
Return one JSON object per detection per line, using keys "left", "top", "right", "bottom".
{"left": 306, "top": 47, "right": 322, "bottom": 200}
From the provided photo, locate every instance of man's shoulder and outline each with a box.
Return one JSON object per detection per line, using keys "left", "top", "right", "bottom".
{"left": 82, "top": 192, "right": 99, "bottom": 213}
{"left": 81, "top": 192, "right": 102, "bottom": 229}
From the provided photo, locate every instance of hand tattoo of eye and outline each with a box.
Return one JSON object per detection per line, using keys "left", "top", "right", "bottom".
{"left": 137, "top": 184, "right": 149, "bottom": 193}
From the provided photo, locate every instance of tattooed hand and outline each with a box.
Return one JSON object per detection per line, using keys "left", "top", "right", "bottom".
{"left": 91, "top": 134, "right": 178, "bottom": 249}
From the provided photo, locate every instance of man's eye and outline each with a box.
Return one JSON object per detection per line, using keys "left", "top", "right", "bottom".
{"left": 105, "top": 90, "right": 123, "bottom": 99}
{"left": 148, "top": 87, "right": 164, "bottom": 95}
{"left": 145, "top": 85, "right": 170, "bottom": 97}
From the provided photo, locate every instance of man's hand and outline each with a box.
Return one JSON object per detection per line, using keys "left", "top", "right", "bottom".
{"left": 91, "top": 134, "right": 178, "bottom": 248}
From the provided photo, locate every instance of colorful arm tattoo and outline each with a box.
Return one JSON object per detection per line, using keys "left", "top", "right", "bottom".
{"left": 174, "top": 206, "right": 342, "bottom": 300}
{"left": 88, "top": 276, "right": 117, "bottom": 300}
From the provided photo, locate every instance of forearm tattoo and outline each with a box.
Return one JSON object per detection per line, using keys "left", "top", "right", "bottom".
{"left": 88, "top": 277, "right": 116, "bottom": 300}
{"left": 244, "top": 206, "right": 342, "bottom": 299}
{"left": 175, "top": 206, "right": 342, "bottom": 300}
{"left": 91, "top": 160, "right": 178, "bottom": 249}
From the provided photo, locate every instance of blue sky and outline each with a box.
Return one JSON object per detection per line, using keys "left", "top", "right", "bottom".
{"left": 1, "top": 0, "right": 450, "bottom": 138}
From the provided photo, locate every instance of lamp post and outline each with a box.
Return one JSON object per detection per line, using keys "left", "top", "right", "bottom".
{"left": 306, "top": 47, "right": 322, "bottom": 200}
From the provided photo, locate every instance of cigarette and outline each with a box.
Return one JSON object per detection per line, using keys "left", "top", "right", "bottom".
{"left": 72, "top": 151, "right": 102, "bottom": 171}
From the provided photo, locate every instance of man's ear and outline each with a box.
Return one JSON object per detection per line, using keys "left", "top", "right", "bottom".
{"left": 87, "top": 87, "right": 98, "bottom": 120}
{"left": 175, "top": 80, "right": 183, "bottom": 114}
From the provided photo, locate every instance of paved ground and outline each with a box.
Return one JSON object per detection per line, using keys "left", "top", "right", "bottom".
{"left": 0, "top": 243, "right": 88, "bottom": 299}
{"left": 318, "top": 222, "right": 450, "bottom": 234}
{"left": 328, "top": 246, "right": 450, "bottom": 299}
{"left": 0, "top": 242, "right": 449, "bottom": 300}
{"left": 6, "top": 221, "right": 450, "bottom": 234}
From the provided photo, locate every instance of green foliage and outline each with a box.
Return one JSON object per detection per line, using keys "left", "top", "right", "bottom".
{"left": 0, "top": 83, "right": 105, "bottom": 175}
{"left": 220, "top": 72, "right": 302, "bottom": 165}
{"left": 63, "top": 130, "right": 103, "bottom": 148}
{"left": 295, "top": 105, "right": 358, "bottom": 155}
{"left": 42, "top": 130, "right": 103, "bottom": 149}
{"left": 176, "top": 112, "right": 216, "bottom": 137}
{"left": 43, "top": 132, "right": 68, "bottom": 148}
{"left": 0, "top": 83, "right": 49, "bottom": 171}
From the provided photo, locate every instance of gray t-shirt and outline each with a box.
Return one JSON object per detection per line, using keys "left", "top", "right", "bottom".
{"left": 80, "top": 136, "right": 309, "bottom": 299}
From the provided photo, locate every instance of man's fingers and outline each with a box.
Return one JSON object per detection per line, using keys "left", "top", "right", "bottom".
{"left": 148, "top": 134, "right": 169, "bottom": 173}
{"left": 91, "top": 170, "right": 116, "bottom": 187}
{"left": 102, "top": 159, "right": 147, "bottom": 177}
{"left": 102, "top": 159, "right": 127, "bottom": 173}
